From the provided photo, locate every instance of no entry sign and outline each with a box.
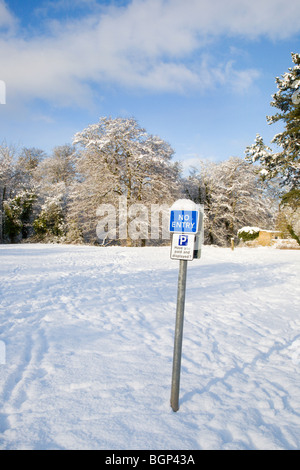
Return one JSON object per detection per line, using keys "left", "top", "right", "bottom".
{"left": 169, "top": 210, "right": 199, "bottom": 234}
{"left": 169, "top": 200, "right": 203, "bottom": 262}
{"left": 169, "top": 199, "right": 204, "bottom": 412}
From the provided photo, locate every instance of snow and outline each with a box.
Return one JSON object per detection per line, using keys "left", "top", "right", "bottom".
{"left": 292, "top": 88, "right": 300, "bottom": 105}
{"left": 237, "top": 226, "right": 260, "bottom": 235}
{"left": 170, "top": 199, "right": 200, "bottom": 211}
{"left": 259, "top": 169, "right": 269, "bottom": 177}
{"left": 0, "top": 243, "right": 300, "bottom": 450}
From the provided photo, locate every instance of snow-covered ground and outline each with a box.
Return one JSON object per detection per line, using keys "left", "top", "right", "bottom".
{"left": 0, "top": 243, "right": 299, "bottom": 450}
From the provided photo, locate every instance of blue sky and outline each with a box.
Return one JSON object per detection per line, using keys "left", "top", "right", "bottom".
{"left": 0, "top": 0, "right": 299, "bottom": 172}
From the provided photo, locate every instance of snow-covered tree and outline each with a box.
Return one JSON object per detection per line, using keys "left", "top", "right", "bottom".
{"left": 3, "top": 190, "right": 36, "bottom": 242}
{"left": 183, "top": 157, "right": 275, "bottom": 246}
{"left": 245, "top": 52, "right": 300, "bottom": 188}
{"left": 33, "top": 193, "right": 66, "bottom": 240}
{"left": 36, "top": 145, "right": 76, "bottom": 186}
{"left": 0, "top": 143, "right": 78, "bottom": 243}
{"left": 245, "top": 53, "right": 300, "bottom": 245}
{"left": 277, "top": 189, "right": 300, "bottom": 245}
{"left": 71, "top": 117, "right": 181, "bottom": 244}
{"left": 17, "top": 147, "right": 46, "bottom": 176}
{"left": 30, "top": 145, "right": 76, "bottom": 243}
{"left": 0, "top": 144, "right": 18, "bottom": 242}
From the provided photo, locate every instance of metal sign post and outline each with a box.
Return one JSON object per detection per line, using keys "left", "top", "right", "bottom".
{"left": 170, "top": 258, "right": 188, "bottom": 412}
{"left": 169, "top": 200, "right": 203, "bottom": 412}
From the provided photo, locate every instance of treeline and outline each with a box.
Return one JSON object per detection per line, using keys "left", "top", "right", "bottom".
{"left": 0, "top": 117, "right": 278, "bottom": 247}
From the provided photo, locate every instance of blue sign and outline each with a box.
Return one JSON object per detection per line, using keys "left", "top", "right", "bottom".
{"left": 169, "top": 210, "right": 199, "bottom": 234}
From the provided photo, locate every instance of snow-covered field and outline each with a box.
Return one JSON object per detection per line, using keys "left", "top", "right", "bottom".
{"left": 0, "top": 243, "right": 299, "bottom": 450}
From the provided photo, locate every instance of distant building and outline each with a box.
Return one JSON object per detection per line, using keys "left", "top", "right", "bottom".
{"left": 257, "top": 230, "right": 282, "bottom": 246}
{"left": 237, "top": 226, "right": 299, "bottom": 248}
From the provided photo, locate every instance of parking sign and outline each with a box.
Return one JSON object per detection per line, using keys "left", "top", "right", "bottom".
{"left": 170, "top": 233, "right": 195, "bottom": 261}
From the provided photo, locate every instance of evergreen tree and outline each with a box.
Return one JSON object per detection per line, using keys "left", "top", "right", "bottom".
{"left": 3, "top": 191, "right": 36, "bottom": 242}
{"left": 245, "top": 52, "right": 300, "bottom": 244}
{"left": 31, "top": 145, "right": 76, "bottom": 243}
{"left": 245, "top": 52, "right": 300, "bottom": 188}
{"left": 33, "top": 194, "right": 65, "bottom": 240}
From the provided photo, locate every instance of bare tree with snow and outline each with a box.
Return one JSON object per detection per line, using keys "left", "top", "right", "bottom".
{"left": 183, "top": 157, "right": 275, "bottom": 246}
{"left": 71, "top": 117, "right": 181, "bottom": 245}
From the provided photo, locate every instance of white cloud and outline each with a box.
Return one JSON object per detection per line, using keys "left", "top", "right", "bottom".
{"left": 0, "top": 0, "right": 18, "bottom": 32}
{"left": 0, "top": 0, "right": 299, "bottom": 107}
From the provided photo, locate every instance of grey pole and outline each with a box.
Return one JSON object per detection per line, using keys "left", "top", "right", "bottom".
{"left": 170, "top": 259, "right": 188, "bottom": 412}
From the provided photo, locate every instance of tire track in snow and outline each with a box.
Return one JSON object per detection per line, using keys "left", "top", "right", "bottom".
{"left": 0, "top": 328, "right": 49, "bottom": 424}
